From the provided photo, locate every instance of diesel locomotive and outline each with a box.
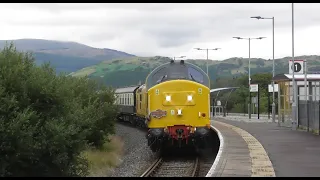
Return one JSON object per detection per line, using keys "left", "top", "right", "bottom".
{"left": 114, "top": 60, "right": 214, "bottom": 152}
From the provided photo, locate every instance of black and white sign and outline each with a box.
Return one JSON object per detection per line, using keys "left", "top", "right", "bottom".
{"left": 289, "top": 60, "right": 304, "bottom": 74}
{"left": 268, "top": 84, "right": 279, "bottom": 92}
{"left": 250, "top": 84, "right": 258, "bottom": 92}
{"left": 252, "top": 97, "right": 257, "bottom": 104}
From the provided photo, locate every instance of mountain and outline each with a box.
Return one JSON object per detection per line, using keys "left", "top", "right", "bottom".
{"left": 71, "top": 55, "right": 320, "bottom": 88}
{"left": 0, "top": 39, "right": 135, "bottom": 73}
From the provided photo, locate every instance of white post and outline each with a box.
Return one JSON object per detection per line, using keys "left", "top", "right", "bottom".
{"left": 291, "top": 3, "right": 297, "bottom": 130}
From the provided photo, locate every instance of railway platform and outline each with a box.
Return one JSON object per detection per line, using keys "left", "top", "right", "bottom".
{"left": 210, "top": 117, "right": 320, "bottom": 177}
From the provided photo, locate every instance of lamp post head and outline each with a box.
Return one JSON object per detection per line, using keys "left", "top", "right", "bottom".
{"left": 257, "top": 37, "right": 266, "bottom": 39}
{"left": 194, "top": 48, "right": 201, "bottom": 50}
{"left": 233, "top": 37, "right": 242, "bottom": 40}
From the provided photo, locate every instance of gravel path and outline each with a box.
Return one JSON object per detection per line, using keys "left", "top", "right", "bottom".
{"left": 108, "top": 123, "right": 159, "bottom": 177}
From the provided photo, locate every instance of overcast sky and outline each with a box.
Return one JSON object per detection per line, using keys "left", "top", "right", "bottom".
{"left": 0, "top": 3, "right": 319, "bottom": 60}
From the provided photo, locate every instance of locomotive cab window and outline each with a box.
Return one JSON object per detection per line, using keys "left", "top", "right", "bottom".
{"left": 188, "top": 67, "right": 204, "bottom": 84}
{"left": 146, "top": 61, "right": 209, "bottom": 89}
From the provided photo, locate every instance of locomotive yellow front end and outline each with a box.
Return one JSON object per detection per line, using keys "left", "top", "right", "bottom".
{"left": 145, "top": 60, "right": 212, "bottom": 152}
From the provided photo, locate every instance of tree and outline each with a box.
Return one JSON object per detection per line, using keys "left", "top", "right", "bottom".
{"left": 0, "top": 43, "right": 117, "bottom": 177}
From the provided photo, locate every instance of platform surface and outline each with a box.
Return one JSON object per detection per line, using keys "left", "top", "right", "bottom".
{"left": 207, "top": 120, "right": 275, "bottom": 177}
{"left": 214, "top": 117, "right": 320, "bottom": 177}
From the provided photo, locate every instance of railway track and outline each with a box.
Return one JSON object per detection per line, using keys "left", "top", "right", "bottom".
{"left": 140, "top": 156, "right": 199, "bottom": 177}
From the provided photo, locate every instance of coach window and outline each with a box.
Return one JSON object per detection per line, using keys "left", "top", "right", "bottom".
{"left": 128, "top": 94, "right": 130, "bottom": 106}
{"left": 125, "top": 93, "right": 128, "bottom": 105}
{"left": 127, "top": 93, "right": 129, "bottom": 105}
{"left": 131, "top": 94, "right": 133, "bottom": 105}
{"left": 128, "top": 93, "right": 130, "bottom": 105}
{"left": 121, "top": 94, "right": 124, "bottom": 105}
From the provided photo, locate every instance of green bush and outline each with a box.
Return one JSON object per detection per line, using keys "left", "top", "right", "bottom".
{"left": 0, "top": 43, "right": 117, "bottom": 177}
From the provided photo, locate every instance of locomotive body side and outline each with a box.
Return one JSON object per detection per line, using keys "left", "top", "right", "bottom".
{"left": 136, "top": 84, "right": 148, "bottom": 118}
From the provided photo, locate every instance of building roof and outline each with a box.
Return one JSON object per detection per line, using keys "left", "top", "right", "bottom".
{"left": 115, "top": 86, "right": 140, "bottom": 93}
{"left": 273, "top": 74, "right": 320, "bottom": 82}
{"left": 210, "top": 87, "right": 239, "bottom": 93}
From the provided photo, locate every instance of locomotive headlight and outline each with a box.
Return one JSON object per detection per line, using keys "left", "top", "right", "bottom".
{"left": 187, "top": 95, "right": 193, "bottom": 101}
{"left": 165, "top": 95, "right": 171, "bottom": 101}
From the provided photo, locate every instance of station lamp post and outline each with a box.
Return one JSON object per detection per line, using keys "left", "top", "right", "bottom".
{"left": 250, "top": 15, "right": 276, "bottom": 123}
{"left": 194, "top": 48, "right": 221, "bottom": 75}
{"left": 232, "top": 36, "right": 266, "bottom": 119}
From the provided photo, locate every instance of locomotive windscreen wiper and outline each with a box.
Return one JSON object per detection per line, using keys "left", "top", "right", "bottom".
{"left": 157, "top": 75, "right": 167, "bottom": 83}
{"left": 190, "top": 73, "right": 199, "bottom": 83}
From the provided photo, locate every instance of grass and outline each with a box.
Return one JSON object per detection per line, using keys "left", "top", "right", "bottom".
{"left": 82, "top": 136, "right": 124, "bottom": 177}
{"left": 71, "top": 66, "right": 97, "bottom": 77}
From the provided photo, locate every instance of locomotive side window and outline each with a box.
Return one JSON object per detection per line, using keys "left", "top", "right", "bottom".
{"left": 188, "top": 67, "right": 204, "bottom": 83}
{"left": 139, "top": 94, "right": 142, "bottom": 109}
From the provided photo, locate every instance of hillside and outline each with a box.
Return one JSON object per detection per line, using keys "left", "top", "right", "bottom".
{"left": 71, "top": 55, "right": 320, "bottom": 88}
{"left": 0, "top": 39, "right": 135, "bottom": 73}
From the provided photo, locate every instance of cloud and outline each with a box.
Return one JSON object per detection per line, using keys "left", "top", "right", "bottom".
{"left": 0, "top": 3, "right": 320, "bottom": 60}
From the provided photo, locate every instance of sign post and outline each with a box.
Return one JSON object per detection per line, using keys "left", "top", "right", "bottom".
{"left": 268, "top": 84, "right": 279, "bottom": 120}
{"left": 258, "top": 86, "right": 260, "bottom": 119}
{"left": 289, "top": 59, "right": 304, "bottom": 130}
{"left": 250, "top": 84, "right": 258, "bottom": 119}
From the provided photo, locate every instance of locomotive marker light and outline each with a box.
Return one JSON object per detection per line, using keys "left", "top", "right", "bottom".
{"left": 187, "top": 95, "right": 193, "bottom": 101}
{"left": 166, "top": 95, "right": 171, "bottom": 101}
{"left": 177, "top": 109, "right": 182, "bottom": 116}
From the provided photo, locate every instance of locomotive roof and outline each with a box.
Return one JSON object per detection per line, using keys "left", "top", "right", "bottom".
{"left": 115, "top": 86, "right": 140, "bottom": 93}
{"left": 145, "top": 60, "right": 209, "bottom": 89}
